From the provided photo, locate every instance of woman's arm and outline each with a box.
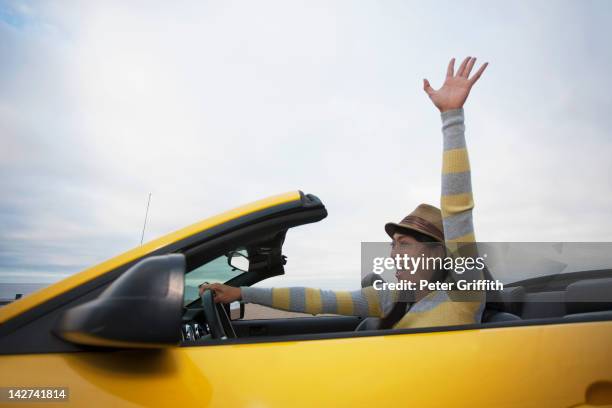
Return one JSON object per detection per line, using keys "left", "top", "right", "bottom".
{"left": 198, "top": 282, "right": 396, "bottom": 318}
{"left": 440, "top": 108, "right": 474, "bottom": 243}
{"left": 423, "top": 56, "right": 488, "bottom": 244}
{"left": 241, "top": 286, "right": 397, "bottom": 317}
{"left": 390, "top": 57, "right": 489, "bottom": 330}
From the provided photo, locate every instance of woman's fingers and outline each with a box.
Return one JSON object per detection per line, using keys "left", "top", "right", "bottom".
{"left": 446, "top": 57, "right": 455, "bottom": 78}
{"left": 199, "top": 282, "right": 238, "bottom": 303}
{"left": 198, "top": 282, "right": 221, "bottom": 295}
{"left": 423, "top": 78, "right": 434, "bottom": 95}
{"left": 456, "top": 56, "right": 471, "bottom": 77}
{"left": 463, "top": 57, "right": 476, "bottom": 78}
{"left": 198, "top": 284, "right": 240, "bottom": 303}
{"left": 469, "top": 62, "right": 489, "bottom": 85}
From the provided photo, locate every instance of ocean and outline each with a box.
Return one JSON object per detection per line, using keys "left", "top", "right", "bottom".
{"left": 0, "top": 283, "right": 49, "bottom": 301}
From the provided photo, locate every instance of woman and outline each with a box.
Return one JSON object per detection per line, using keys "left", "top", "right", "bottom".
{"left": 200, "top": 56, "right": 489, "bottom": 330}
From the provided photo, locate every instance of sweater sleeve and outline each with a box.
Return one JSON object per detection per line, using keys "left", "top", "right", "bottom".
{"left": 440, "top": 108, "right": 476, "bottom": 244}
{"left": 240, "top": 286, "right": 397, "bottom": 318}
{"left": 440, "top": 108, "right": 486, "bottom": 313}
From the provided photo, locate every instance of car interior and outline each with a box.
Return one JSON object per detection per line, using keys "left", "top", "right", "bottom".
{"left": 180, "top": 232, "right": 612, "bottom": 344}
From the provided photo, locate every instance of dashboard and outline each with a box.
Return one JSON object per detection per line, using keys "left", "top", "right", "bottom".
{"left": 181, "top": 307, "right": 211, "bottom": 341}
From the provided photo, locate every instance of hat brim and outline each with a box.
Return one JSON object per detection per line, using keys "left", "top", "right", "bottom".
{"left": 384, "top": 222, "right": 443, "bottom": 242}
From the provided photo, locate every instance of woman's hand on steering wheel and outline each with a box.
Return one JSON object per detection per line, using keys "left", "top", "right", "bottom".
{"left": 198, "top": 283, "right": 240, "bottom": 339}
{"left": 198, "top": 282, "right": 242, "bottom": 303}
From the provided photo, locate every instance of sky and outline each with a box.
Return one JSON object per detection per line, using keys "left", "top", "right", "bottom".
{"left": 1, "top": 0, "right": 611, "bottom": 291}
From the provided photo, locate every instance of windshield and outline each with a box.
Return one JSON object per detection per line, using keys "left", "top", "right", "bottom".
{"left": 183, "top": 249, "right": 248, "bottom": 305}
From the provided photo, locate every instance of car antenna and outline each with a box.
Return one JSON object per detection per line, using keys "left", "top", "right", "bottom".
{"left": 140, "top": 192, "right": 152, "bottom": 245}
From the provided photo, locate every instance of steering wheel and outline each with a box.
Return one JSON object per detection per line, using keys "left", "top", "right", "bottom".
{"left": 200, "top": 289, "right": 236, "bottom": 340}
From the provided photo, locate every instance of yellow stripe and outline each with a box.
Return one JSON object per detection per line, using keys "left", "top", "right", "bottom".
{"left": 0, "top": 191, "right": 302, "bottom": 324}
{"left": 272, "top": 288, "right": 291, "bottom": 310}
{"left": 442, "top": 148, "right": 470, "bottom": 174}
{"left": 394, "top": 300, "right": 481, "bottom": 329}
{"left": 335, "top": 291, "right": 354, "bottom": 315}
{"left": 441, "top": 193, "right": 474, "bottom": 217}
{"left": 362, "top": 287, "right": 382, "bottom": 317}
{"left": 304, "top": 288, "right": 323, "bottom": 315}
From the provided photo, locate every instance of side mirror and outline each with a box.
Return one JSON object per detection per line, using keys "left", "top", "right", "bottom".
{"left": 54, "top": 254, "right": 185, "bottom": 348}
{"left": 228, "top": 301, "right": 245, "bottom": 320}
{"left": 227, "top": 251, "right": 249, "bottom": 272}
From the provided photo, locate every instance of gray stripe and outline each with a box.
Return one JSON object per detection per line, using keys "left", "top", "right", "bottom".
{"left": 443, "top": 130, "right": 466, "bottom": 151}
{"left": 441, "top": 109, "right": 466, "bottom": 151}
{"left": 320, "top": 290, "right": 338, "bottom": 314}
{"left": 441, "top": 108, "right": 464, "bottom": 124}
{"left": 443, "top": 210, "right": 474, "bottom": 241}
{"left": 442, "top": 171, "right": 472, "bottom": 196}
{"left": 289, "top": 287, "right": 306, "bottom": 313}
{"left": 352, "top": 290, "right": 370, "bottom": 317}
{"left": 241, "top": 287, "right": 273, "bottom": 305}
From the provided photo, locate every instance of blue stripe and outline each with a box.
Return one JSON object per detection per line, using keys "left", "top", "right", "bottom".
{"left": 289, "top": 287, "right": 306, "bottom": 313}
{"left": 243, "top": 287, "right": 273, "bottom": 305}
{"left": 442, "top": 172, "right": 472, "bottom": 196}
{"left": 320, "top": 290, "right": 338, "bottom": 314}
{"left": 352, "top": 290, "right": 370, "bottom": 316}
{"left": 443, "top": 211, "right": 474, "bottom": 240}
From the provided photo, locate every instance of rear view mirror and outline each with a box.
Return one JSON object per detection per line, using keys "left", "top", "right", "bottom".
{"left": 54, "top": 254, "right": 185, "bottom": 348}
{"left": 227, "top": 251, "right": 249, "bottom": 272}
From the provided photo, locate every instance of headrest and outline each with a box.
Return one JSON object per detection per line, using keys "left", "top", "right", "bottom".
{"left": 565, "top": 278, "right": 612, "bottom": 314}
{"left": 361, "top": 273, "right": 386, "bottom": 288}
{"left": 486, "top": 286, "right": 525, "bottom": 315}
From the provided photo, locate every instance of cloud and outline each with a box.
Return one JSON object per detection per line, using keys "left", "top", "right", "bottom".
{"left": 1, "top": 0, "right": 611, "bottom": 290}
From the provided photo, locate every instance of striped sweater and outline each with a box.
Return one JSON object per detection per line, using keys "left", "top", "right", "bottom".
{"left": 241, "top": 108, "right": 485, "bottom": 329}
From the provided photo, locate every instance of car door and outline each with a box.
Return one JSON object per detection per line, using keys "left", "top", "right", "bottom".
{"left": 173, "top": 318, "right": 612, "bottom": 407}
{"left": 2, "top": 317, "right": 610, "bottom": 407}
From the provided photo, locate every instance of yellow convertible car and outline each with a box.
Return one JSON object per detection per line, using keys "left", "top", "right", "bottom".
{"left": 1, "top": 191, "right": 611, "bottom": 407}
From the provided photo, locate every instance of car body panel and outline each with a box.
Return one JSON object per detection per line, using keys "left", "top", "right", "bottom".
{"left": 0, "top": 321, "right": 611, "bottom": 407}
{"left": 0, "top": 191, "right": 301, "bottom": 324}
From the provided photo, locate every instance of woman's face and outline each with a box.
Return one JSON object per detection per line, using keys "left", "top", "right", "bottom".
{"left": 391, "top": 232, "right": 441, "bottom": 284}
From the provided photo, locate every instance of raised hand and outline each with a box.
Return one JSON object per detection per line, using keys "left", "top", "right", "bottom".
{"left": 423, "top": 56, "right": 488, "bottom": 112}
